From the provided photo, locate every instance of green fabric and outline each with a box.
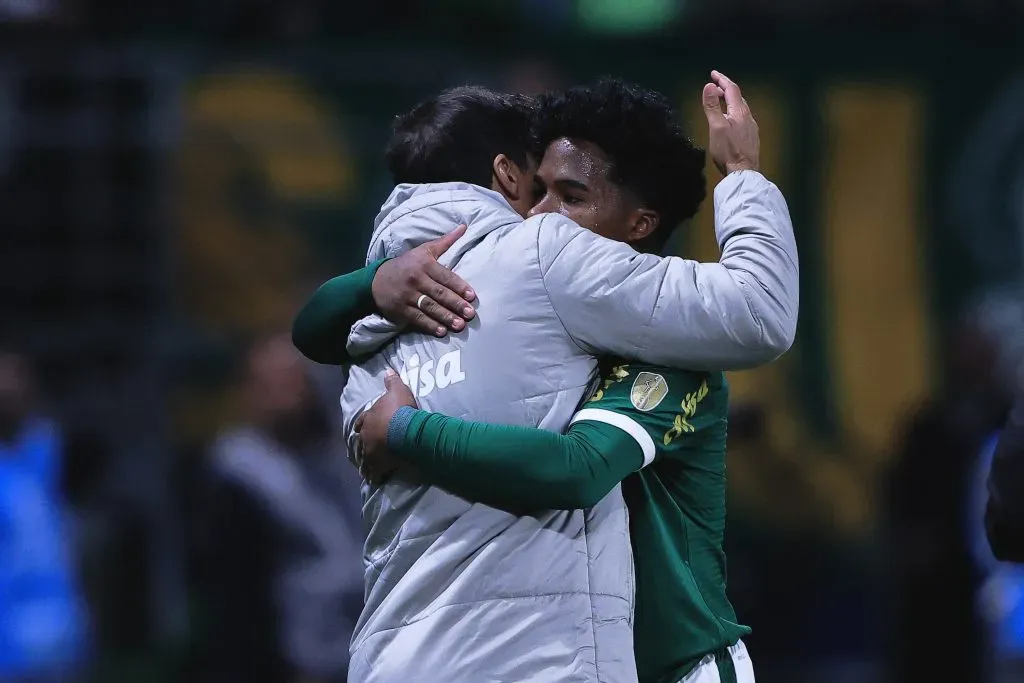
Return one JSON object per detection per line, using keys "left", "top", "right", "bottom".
{"left": 715, "top": 644, "right": 738, "bottom": 683}
{"left": 585, "top": 362, "right": 748, "bottom": 683}
{"left": 397, "top": 409, "right": 644, "bottom": 511}
{"left": 291, "top": 258, "right": 388, "bottom": 365}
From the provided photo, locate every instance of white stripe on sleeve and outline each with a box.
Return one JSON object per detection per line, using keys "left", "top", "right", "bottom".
{"left": 570, "top": 408, "right": 657, "bottom": 469}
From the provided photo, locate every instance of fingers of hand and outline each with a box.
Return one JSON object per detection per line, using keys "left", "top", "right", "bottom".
{"left": 414, "top": 294, "right": 460, "bottom": 329}
{"left": 407, "top": 307, "right": 448, "bottom": 337}
{"left": 702, "top": 83, "right": 725, "bottom": 121}
{"left": 397, "top": 257, "right": 434, "bottom": 305}
{"left": 369, "top": 468, "right": 390, "bottom": 487}
{"left": 428, "top": 290, "right": 471, "bottom": 326}
{"left": 710, "top": 70, "right": 744, "bottom": 115}
{"left": 360, "top": 450, "right": 388, "bottom": 485}
{"left": 433, "top": 301, "right": 465, "bottom": 331}
{"left": 407, "top": 264, "right": 475, "bottom": 334}
{"left": 711, "top": 69, "right": 737, "bottom": 92}
{"left": 427, "top": 223, "right": 468, "bottom": 258}
{"left": 351, "top": 436, "right": 365, "bottom": 475}
{"left": 390, "top": 374, "right": 417, "bottom": 407}
{"left": 426, "top": 260, "right": 476, "bottom": 310}
{"left": 373, "top": 455, "right": 399, "bottom": 486}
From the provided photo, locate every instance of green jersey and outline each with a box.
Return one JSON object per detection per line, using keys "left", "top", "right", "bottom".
{"left": 579, "top": 361, "right": 749, "bottom": 682}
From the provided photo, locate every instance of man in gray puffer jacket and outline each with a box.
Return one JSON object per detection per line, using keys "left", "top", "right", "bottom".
{"left": 312, "top": 77, "right": 798, "bottom": 683}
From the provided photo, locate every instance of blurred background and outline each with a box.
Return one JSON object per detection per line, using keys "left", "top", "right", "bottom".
{"left": 1, "top": 0, "right": 1023, "bottom": 682}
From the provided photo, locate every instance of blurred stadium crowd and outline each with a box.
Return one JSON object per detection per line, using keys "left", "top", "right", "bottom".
{"left": 0, "top": 1, "right": 1023, "bottom": 682}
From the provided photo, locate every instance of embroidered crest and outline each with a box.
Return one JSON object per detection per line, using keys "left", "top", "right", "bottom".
{"left": 630, "top": 372, "right": 668, "bottom": 412}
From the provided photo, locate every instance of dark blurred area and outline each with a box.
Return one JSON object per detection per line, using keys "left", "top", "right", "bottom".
{"left": 0, "top": 1, "right": 1023, "bottom": 682}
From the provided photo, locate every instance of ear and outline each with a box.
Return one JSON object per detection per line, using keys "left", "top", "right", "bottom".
{"left": 492, "top": 154, "right": 524, "bottom": 202}
{"left": 626, "top": 209, "right": 660, "bottom": 243}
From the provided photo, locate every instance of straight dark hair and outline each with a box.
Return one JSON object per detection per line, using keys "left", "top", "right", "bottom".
{"left": 385, "top": 86, "right": 536, "bottom": 188}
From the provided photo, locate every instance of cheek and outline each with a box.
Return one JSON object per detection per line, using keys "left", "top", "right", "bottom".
{"left": 562, "top": 204, "right": 602, "bottom": 232}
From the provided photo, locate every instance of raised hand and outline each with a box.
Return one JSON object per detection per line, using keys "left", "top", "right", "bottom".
{"left": 702, "top": 70, "right": 760, "bottom": 177}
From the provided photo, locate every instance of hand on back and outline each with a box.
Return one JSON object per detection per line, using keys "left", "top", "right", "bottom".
{"left": 353, "top": 369, "right": 418, "bottom": 485}
{"left": 371, "top": 224, "right": 478, "bottom": 337}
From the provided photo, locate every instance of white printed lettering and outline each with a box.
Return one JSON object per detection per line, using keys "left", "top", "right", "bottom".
{"left": 405, "top": 353, "right": 421, "bottom": 395}
{"left": 435, "top": 350, "right": 465, "bottom": 389}
{"left": 418, "top": 359, "right": 436, "bottom": 396}
{"left": 397, "top": 350, "right": 466, "bottom": 398}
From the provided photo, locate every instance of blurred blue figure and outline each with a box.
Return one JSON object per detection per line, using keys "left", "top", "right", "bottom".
{"left": 0, "top": 351, "right": 88, "bottom": 683}
{"left": 977, "top": 431, "right": 1024, "bottom": 681}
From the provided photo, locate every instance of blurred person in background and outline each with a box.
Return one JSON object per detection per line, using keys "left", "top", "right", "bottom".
{"left": 976, "top": 293, "right": 1024, "bottom": 681}
{"left": 987, "top": 389, "right": 1024, "bottom": 562}
{"left": 980, "top": 399, "right": 1024, "bottom": 683}
{"left": 886, "top": 303, "right": 1016, "bottom": 683}
{"left": 0, "top": 349, "right": 89, "bottom": 683}
{"left": 717, "top": 403, "right": 831, "bottom": 679}
{"left": 202, "top": 334, "right": 363, "bottom": 683}
{"left": 982, "top": 291, "right": 1024, "bottom": 563}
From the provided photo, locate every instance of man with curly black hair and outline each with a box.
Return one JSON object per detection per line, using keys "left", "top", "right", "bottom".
{"left": 528, "top": 78, "right": 707, "bottom": 255}
{"left": 294, "top": 73, "right": 794, "bottom": 683}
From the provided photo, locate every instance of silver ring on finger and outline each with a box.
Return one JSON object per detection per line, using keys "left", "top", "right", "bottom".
{"left": 416, "top": 294, "right": 428, "bottom": 311}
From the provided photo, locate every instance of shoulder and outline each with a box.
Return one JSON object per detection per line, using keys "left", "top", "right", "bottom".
{"left": 532, "top": 214, "right": 644, "bottom": 277}
{"left": 590, "top": 363, "right": 721, "bottom": 413}
{"left": 483, "top": 213, "right": 585, "bottom": 279}
{"left": 531, "top": 213, "right": 585, "bottom": 252}
{"left": 384, "top": 184, "right": 515, "bottom": 221}
{"left": 371, "top": 184, "right": 519, "bottom": 255}
{"left": 577, "top": 363, "right": 726, "bottom": 453}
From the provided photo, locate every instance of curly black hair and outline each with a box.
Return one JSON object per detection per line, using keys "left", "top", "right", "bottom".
{"left": 534, "top": 79, "right": 706, "bottom": 251}
{"left": 385, "top": 86, "right": 537, "bottom": 189}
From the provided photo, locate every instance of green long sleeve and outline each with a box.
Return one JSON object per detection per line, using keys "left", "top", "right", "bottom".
{"left": 292, "top": 259, "right": 388, "bottom": 365}
{"left": 390, "top": 408, "right": 644, "bottom": 511}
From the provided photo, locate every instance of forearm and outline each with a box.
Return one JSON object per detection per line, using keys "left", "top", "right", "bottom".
{"left": 710, "top": 169, "right": 800, "bottom": 363}
{"left": 542, "top": 172, "right": 799, "bottom": 371}
{"left": 292, "top": 259, "right": 387, "bottom": 365}
{"left": 388, "top": 407, "right": 641, "bottom": 510}
{"left": 636, "top": 171, "right": 799, "bottom": 369}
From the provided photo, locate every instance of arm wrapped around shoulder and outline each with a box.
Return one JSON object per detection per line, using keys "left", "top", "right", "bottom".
{"left": 539, "top": 170, "right": 799, "bottom": 370}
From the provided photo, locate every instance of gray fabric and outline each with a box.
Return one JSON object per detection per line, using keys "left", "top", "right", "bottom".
{"left": 348, "top": 172, "right": 799, "bottom": 370}
{"left": 211, "top": 429, "right": 363, "bottom": 680}
{"left": 341, "top": 174, "right": 798, "bottom": 683}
